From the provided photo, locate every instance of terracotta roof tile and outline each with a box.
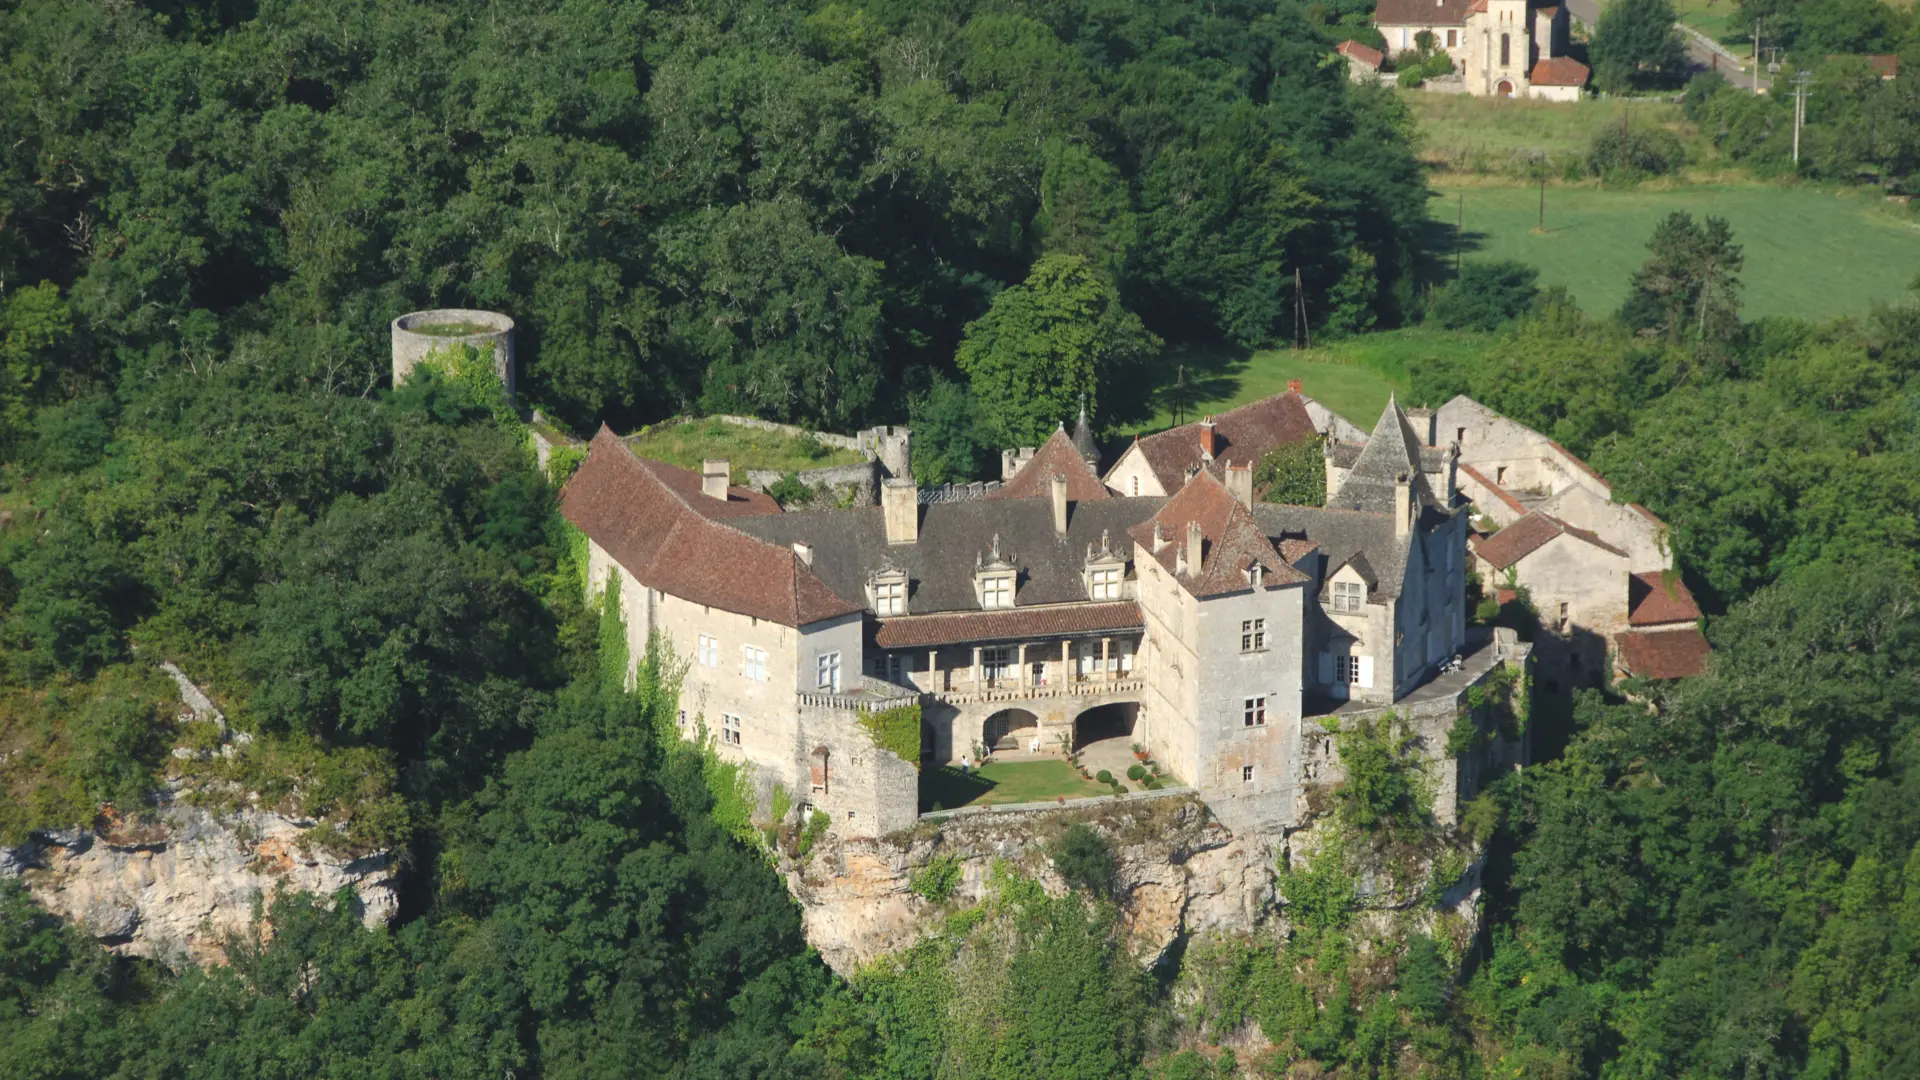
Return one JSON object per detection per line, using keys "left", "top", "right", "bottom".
{"left": 561, "top": 428, "right": 862, "bottom": 628}
{"left": 1119, "top": 391, "right": 1319, "bottom": 493}
{"left": 874, "top": 602, "right": 1142, "bottom": 649}
{"left": 1128, "top": 470, "right": 1309, "bottom": 597}
{"left": 1337, "top": 40, "right": 1385, "bottom": 69}
{"left": 1615, "top": 627, "right": 1710, "bottom": 680}
{"left": 1530, "top": 56, "right": 1590, "bottom": 87}
{"left": 1472, "top": 511, "right": 1627, "bottom": 570}
{"left": 990, "top": 427, "right": 1112, "bottom": 503}
{"left": 1375, "top": 0, "right": 1474, "bottom": 24}
{"left": 1628, "top": 571, "right": 1702, "bottom": 627}
{"left": 1458, "top": 464, "right": 1529, "bottom": 516}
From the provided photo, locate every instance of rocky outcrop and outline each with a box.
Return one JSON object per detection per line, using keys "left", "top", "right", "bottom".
{"left": 0, "top": 662, "right": 399, "bottom": 967}
{"left": 787, "top": 794, "right": 1283, "bottom": 974}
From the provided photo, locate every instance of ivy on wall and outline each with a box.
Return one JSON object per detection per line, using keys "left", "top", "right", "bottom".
{"left": 859, "top": 704, "right": 923, "bottom": 770}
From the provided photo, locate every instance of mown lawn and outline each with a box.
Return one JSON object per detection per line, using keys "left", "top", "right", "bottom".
{"left": 624, "top": 417, "right": 864, "bottom": 478}
{"left": 1403, "top": 92, "right": 1699, "bottom": 177}
{"left": 1436, "top": 183, "right": 1920, "bottom": 320}
{"left": 920, "top": 759, "right": 1112, "bottom": 812}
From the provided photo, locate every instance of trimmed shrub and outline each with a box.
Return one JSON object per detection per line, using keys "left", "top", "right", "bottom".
{"left": 1126, "top": 764, "right": 1146, "bottom": 781}
{"left": 1096, "top": 769, "right": 1114, "bottom": 785}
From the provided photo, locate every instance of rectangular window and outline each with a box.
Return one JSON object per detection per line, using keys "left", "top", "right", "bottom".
{"left": 698, "top": 634, "right": 719, "bottom": 667}
{"left": 676, "top": 709, "right": 687, "bottom": 728}
{"left": 1130, "top": 476, "right": 1139, "bottom": 496}
{"left": 1240, "top": 618, "right": 1266, "bottom": 652}
{"left": 1090, "top": 567, "right": 1120, "bottom": 601}
{"left": 874, "top": 579, "right": 906, "bottom": 616}
{"left": 1446, "top": 28, "right": 1458, "bottom": 47}
{"left": 1242, "top": 765, "right": 1254, "bottom": 783}
{"left": 743, "top": 646, "right": 767, "bottom": 682}
{"left": 1336, "top": 655, "right": 1359, "bottom": 685}
{"left": 982, "top": 647, "right": 1014, "bottom": 685}
{"left": 1332, "top": 581, "right": 1364, "bottom": 613}
{"left": 1558, "top": 602, "right": 1570, "bottom": 631}
{"left": 817, "top": 652, "right": 841, "bottom": 691}
{"left": 982, "top": 575, "right": 1013, "bottom": 609}
{"left": 1243, "top": 696, "right": 1267, "bottom": 727}
{"left": 722, "top": 714, "right": 742, "bottom": 746}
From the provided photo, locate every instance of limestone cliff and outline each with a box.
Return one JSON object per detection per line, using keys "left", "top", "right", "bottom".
{"left": 0, "top": 663, "right": 399, "bottom": 966}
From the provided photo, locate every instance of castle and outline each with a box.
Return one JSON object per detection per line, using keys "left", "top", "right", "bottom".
{"left": 558, "top": 389, "right": 1530, "bottom": 841}
{"left": 1372, "top": 0, "right": 1590, "bottom": 99}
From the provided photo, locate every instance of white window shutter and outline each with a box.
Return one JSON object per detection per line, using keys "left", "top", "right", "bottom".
{"left": 1357, "top": 655, "right": 1374, "bottom": 689}
{"left": 1318, "top": 652, "right": 1335, "bottom": 684}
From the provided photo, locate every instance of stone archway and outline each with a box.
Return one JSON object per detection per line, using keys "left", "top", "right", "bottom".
{"left": 982, "top": 708, "right": 1039, "bottom": 753}
{"left": 1496, "top": 79, "right": 1514, "bottom": 98}
{"left": 1072, "top": 702, "right": 1139, "bottom": 750}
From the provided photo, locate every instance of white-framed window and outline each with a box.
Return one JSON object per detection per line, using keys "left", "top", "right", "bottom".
{"left": 1333, "top": 654, "right": 1373, "bottom": 688}
{"left": 874, "top": 578, "right": 907, "bottom": 616}
{"left": 722, "top": 713, "right": 742, "bottom": 746}
{"left": 1090, "top": 567, "right": 1121, "bottom": 601}
{"left": 1332, "top": 581, "right": 1364, "bottom": 613}
{"left": 817, "top": 652, "right": 842, "bottom": 692}
{"left": 982, "top": 647, "right": 1014, "bottom": 685}
{"left": 982, "top": 574, "right": 1014, "bottom": 609}
{"left": 743, "top": 646, "right": 768, "bottom": 682}
{"left": 1242, "top": 765, "right": 1254, "bottom": 783}
{"left": 1243, "top": 696, "right": 1267, "bottom": 727}
{"left": 1241, "top": 618, "right": 1266, "bottom": 652}
{"left": 698, "top": 634, "right": 719, "bottom": 667}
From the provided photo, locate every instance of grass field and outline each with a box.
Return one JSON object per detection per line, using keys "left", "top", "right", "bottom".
{"left": 1404, "top": 92, "right": 1700, "bottom": 178}
{"left": 624, "top": 417, "right": 863, "bottom": 478}
{"left": 1674, "top": 0, "right": 1745, "bottom": 44}
{"left": 1438, "top": 184, "right": 1920, "bottom": 320}
{"left": 920, "top": 760, "right": 1112, "bottom": 811}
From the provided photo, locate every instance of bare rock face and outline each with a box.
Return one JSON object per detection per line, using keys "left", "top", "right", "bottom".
{"left": 786, "top": 795, "right": 1282, "bottom": 975}
{"left": 2, "top": 790, "right": 399, "bottom": 966}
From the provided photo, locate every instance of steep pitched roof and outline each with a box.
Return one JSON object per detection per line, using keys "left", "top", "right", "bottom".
{"left": 1530, "top": 56, "right": 1590, "bottom": 87}
{"left": 990, "top": 427, "right": 1112, "bottom": 503}
{"left": 1071, "top": 401, "right": 1101, "bottom": 469}
{"left": 1615, "top": 627, "right": 1710, "bottom": 680}
{"left": 1375, "top": 0, "right": 1473, "bottom": 24}
{"left": 1115, "top": 390, "right": 1319, "bottom": 493}
{"left": 1628, "top": 571, "right": 1703, "bottom": 627}
{"left": 1471, "top": 511, "right": 1628, "bottom": 570}
{"left": 1329, "top": 395, "right": 1438, "bottom": 514}
{"left": 560, "top": 427, "right": 861, "bottom": 628}
{"left": 1128, "top": 470, "right": 1308, "bottom": 598}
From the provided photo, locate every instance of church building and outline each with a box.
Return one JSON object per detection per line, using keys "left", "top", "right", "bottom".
{"left": 1373, "top": 0, "right": 1589, "bottom": 99}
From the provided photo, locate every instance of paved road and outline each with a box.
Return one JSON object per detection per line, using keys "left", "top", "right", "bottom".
{"left": 1561, "top": 0, "right": 1771, "bottom": 91}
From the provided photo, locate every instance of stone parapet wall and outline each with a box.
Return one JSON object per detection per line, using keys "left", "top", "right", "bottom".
{"left": 744, "top": 460, "right": 880, "bottom": 505}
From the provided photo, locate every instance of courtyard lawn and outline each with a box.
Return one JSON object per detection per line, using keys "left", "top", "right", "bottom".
{"left": 920, "top": 759, "right": 1111, "bottom": 812}
{"left": 1437, "top": 184, "right": 1920, "bottom": 321}
{"left": 623, "top": 417, "right": 863, "bottom": 479}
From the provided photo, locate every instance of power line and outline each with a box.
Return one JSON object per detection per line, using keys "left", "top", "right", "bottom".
{"left": 1791, "top": 70, "right": 1815, "bottom": 165}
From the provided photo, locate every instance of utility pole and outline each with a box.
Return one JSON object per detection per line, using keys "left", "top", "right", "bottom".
{"left": 1294, "top": 267, "right": 1311, "bottom": 351}
{"left": 1754, "top": 19, "right": 1762, "bottom": 95}
{"left": 1791, "top": 70, "right": 1814, "bottom": 164}
{"left": 1455, "top": 193, "right": 1464, "bottom": 276}
{"left": 1537, "top": 174, "right": 1547, "bottom": 233}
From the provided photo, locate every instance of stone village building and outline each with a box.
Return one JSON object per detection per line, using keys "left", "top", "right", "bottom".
{"left": 560, "top": 390, "right": 1531, "bottom": 842}
{"left": 1372, "top": 0, "right": 1589, "bottom": 99}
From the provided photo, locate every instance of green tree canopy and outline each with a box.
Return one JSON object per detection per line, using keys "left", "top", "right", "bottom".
{"left": 1591, "top": 0, "right": 1690, "bottom": 92}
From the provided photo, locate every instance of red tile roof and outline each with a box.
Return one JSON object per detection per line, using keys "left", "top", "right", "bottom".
{"left": 1471, "top": 511, "right": 1627, "bottom": 570}
{"left": 1337, "top": 40, "right": 1385, "bottom": 69}
{"left": 1128, "top": 469, "right": 1309, "bottom": 597}
{"left": 1119, "top": 391, "right": 1319, "bottom": 493}
{"left": 1628, "top": 571, "right": 1702, "bottom": 627}
{"left": 1615, "top": 627, "right": 1710, "bottom": 680}
{"left": 1530, "top": 56, "right": 1590, "bottom": 87}
{"left": 1458, "top": 464, "right": 1529, "bottom": 517}
{"left": 561, "top": 427, "right": 862, "bottom": 628}
{"left": 874, "top": 602, "right": 1142, "bottom": 649}
{"left": 1375, "top": 0, "right": 1474, "bottom": 25}
{"left": 989, "top": 427, "right": 1112, "bottom": 503}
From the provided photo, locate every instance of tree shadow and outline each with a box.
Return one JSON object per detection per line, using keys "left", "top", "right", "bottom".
{"left": 1415, "top": 211, "right": 1491, "bottom": 289}
{"left": 1106, "top": 341, "right": 1256, "bottom": 437}
{"left": 920, "top": 764, "right": 995, "bottom": 812}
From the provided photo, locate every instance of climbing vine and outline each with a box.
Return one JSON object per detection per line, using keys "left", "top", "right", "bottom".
{"left": 860, "top": 704, "right": 923, "bottom": 770}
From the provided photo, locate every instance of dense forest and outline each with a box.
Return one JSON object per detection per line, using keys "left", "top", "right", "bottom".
{"left": 4, "top": 0, "right": 1920, "bottom": 1077}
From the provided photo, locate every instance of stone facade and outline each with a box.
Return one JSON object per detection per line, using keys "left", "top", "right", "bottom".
{"left": 390, "top": 308, "right": 515, "bottom": 396}
{"left": 1374, "top": 0, "right": 1586, "bottom": 99}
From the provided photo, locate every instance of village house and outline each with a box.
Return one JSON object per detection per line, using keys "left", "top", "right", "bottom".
{"left": 1372, "top": 0, "right": 1588, "bottom": 99}
{"left": 559, "top": 394, "right": 1522, "bottom": 839}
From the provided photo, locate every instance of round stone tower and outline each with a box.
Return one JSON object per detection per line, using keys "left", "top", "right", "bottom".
{"left": 390, "top": 309, "right": 516, "bottom": 397}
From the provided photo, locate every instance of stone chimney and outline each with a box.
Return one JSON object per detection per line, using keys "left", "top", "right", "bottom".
{"left": 1050, "top": 473, "right": 1069, "bottom": 536}
{"left": 882, "top": 478, "right": 919, "bottom": 545}
{"left": 1394, "top": 473, "right": 1412, "bottom": 539}
{"left": 792, "top": 542, "right": 813, "bottom": 566}
{"left": 1152, "top": 520, "right": 1168, "bottom": 553}
{"left": 1406, "top": 406, "right": 1437, "bottom": 447}
{"left": 1225, "top": 462, "right": 1253, "bottom": 509}
{"left": 1287, "top": 378, "right": 1303, "bottom": 394}
{"left": 702, "top": 459, "right": 730, "bottom": 501}
{"left": 1184, "top": 520, "right": 1205, "bottom": 576}
{"left": 1197, "top": 418, "right": 1216, "bottom": 460}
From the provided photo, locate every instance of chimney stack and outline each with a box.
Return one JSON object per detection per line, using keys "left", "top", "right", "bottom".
{"left": 1152, "top": 520, "right": 1168, "bottom": 553}
{"left": 792, "top": 542, "right": 813, "bottom": 566}
{"left": 1225, "top": 462, "right": 1253, "bottom": 509}
{"left": 1184, "top": 520, "right": 1205, "bottom": 576}
{"left": 1287, "top": 378, "right": 1303, "bottom": 394}
{"left": 1394, "top": 473, "right": 1412, "bottom": 539}
{"left": 1198, "top": 418, "right": 1216, "bottom": 460}
{"left": 702, "top": 459, "right": 730, "bottom": 501}
{"left": 882, "top": 477, "right": 919, "bottom": 544}
{"left": 1050, "top": 473, "right": 1069, "bottom": 536}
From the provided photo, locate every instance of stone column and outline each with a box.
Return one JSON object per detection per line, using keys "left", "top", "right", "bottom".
{"left": 1017, "top": 643, "right": 1028, "bottom": 690}
{"left": 1061, "top": 640, "right": 1072, "bottom": 683}
{"left": 1101, "top": 637, "right": 1112, "bottom": 683}
{"left": 929, "top": 649, "right": 940, "bottom": 692}
{"left": 972, "top": 646, "right": 982, "bottom": 689}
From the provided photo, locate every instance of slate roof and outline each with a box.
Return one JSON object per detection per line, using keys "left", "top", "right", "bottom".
{"left": 874, "top": 602, "right": 1143, "bottom": 649}
{"left": 1375, "top": 0, "right": 1474, "bottom": 24}
{"left": 1615, "top": 627, "right": 1710, "bottom": 680}
{"left": 1628, "top": 571, "right": 1703, "bottom": 627}
{"left": 1071, "top": 402, "right": 1101, "bottom": 469}
{"left": 728, "top": 495, "right": 1163, "bottom": 616}
{"left": 560, "top": 428, "right": 860, "bottom": 627}
{"left": 1530, "top": 56, "right": 1590, "bottom": 87}
{"left": 1471, "top": 511, "right": 1627, "bottom": 570}
{"left": 1256, "top": 504, "right": 1409, "bottom": 600}
{"left": 989, "top": 427, "right": 1112, "bottom": 503}
{"left": 1115, "top": 391, "right": 1319, "bottom": 492}
{"left": 1128, "top": 470, "right": 1309, "bottom": 598}
{"left": 1328, "top": 396, "right": 1440, "bottom": 514}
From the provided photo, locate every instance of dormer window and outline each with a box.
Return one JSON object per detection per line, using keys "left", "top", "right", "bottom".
{"left": 981, "top": 574, "right": 1015, "bottom": 609}
{"left": 1089, "top": 567, "right": 1120, "bottom": 601}
{"left": 1083, "top": 529, "right": 1126, "bottom": 602}
{"left": 868, "top": 565, "right": 908, "bottom": 616}
{"left": 975, "top": 534, "right": 1018, "bottom": 609}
